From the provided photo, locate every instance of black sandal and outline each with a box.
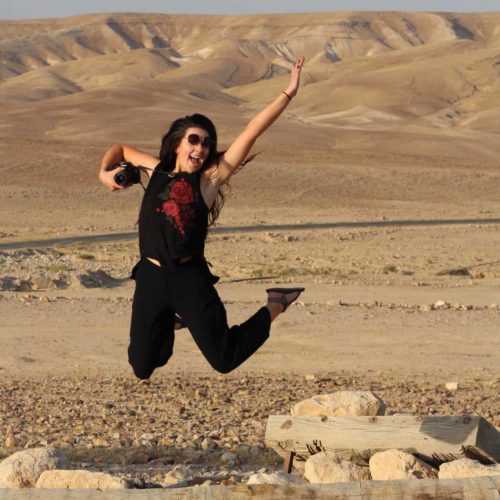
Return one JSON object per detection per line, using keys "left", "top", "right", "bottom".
{"left": 266, "top": 287, "right": 305, "bottom": 312}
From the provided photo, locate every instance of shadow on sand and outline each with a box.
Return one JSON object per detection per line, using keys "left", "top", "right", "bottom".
{"left": 1, "top": 217, "right": 499, "bottom": 251}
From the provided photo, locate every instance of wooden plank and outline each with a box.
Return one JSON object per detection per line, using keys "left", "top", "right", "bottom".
{"left": 265, "top": 415, "right": 500, "bottom": 461}
{"left": 358, "top": 476, "right": 500, "bottom": 500}
{"left": 1, "top": 477, "right": 499, "bottom": 499}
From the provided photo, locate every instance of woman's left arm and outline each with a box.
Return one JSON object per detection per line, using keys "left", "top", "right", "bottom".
{"left": 215, "top": 57, "right": 305, "bottom": 184}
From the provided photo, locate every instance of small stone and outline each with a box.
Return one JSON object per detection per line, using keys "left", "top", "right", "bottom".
{"left": 36, "top": 470, "right": 129, "bottom": 489}
{"left": 305, "top": 452, "right": 371, "bottom": 483}
{"left": 220, "top": 452, "right": 238, "bottom": 465}
{"left": 201, "top": 438, "right": 218, "bottom": 450}
{"left": 326, "top": 300, "right": 341, "bottom": 307}
{"left": 92, "top": 438, "right": 110, "bottom": 447}
{"left": 292, "top": 391, "right": 386, "bottom": 417}
{"left": 369, "top": 449, "right": 437, "bottom": 480}
{"left": 247, "top": 472, "right": 304, "bottom": 485}
{"left": 439, "top": 459, "right": 500, "bottom": 479}
{"left": 220, "top": 477, "right": 238, "bottom": 485}
{"left": 432, "top": 300, "right": 450, "bottom": 310}
{"left": 5, "top": 427, "right": 17, "bottom": 448}
{"left": 445, "top": 382, "right": 459, "bottom": 391}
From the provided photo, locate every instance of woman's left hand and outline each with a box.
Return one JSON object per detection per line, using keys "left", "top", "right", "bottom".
{"left": 284, "top": 57, "right": 305, "bottom": 99}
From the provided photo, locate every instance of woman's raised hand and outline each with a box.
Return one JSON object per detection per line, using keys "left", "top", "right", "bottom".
{"left": 283, "top": 57, "right": 305, "bottom": 99}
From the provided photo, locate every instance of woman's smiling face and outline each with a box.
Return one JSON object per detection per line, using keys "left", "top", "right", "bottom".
{"left": 174, "top": 127, "right": 211, "bottom": 173}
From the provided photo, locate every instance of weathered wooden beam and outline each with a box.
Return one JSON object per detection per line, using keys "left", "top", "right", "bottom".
{"left": 1, "top": 476, "right": 499, "bottom": 499}
{"left": 265, "top": 415, "right": 500, "bottom": 461}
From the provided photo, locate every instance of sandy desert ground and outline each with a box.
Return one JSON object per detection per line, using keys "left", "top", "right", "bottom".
{"left": 0, "top": 11, "right": 499, "bottom": 486}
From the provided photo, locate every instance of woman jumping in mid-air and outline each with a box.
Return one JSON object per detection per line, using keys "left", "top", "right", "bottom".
{"left": 99, "top": 57, "right": 305, "bottom": 379}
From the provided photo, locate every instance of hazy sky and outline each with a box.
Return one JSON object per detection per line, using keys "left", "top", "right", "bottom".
{"left": 0, "top": 0, "right": 498, "bottom": 20}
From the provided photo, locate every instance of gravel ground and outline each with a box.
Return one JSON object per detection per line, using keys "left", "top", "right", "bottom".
{"left": 1, "top": 229, "right": 498, "bottom": 487}
{"left": 1, "top": 371, "right": 498, "bottom": 487}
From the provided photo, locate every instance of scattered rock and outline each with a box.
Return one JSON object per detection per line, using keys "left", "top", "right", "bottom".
{"left": 369, "top": 449, "right": 437, "bottom": 480}
{"left": 432, "top": 300, "right": 450, "bottom": 310}
{"left": 30, "top": 276, "right": 54, "bottom": 291}
{"left": 5, "top": 426, "right": 17, "bottom": 448}
{"left": 0, "top": 372, "right": 497, "bottom": 487}
{"left": 78, "top": 270, "right": 122, "bottom": 288}
{"left": 445, "top": 382, "right": 459, "bottom": 391}
{"left": 220, "top": 452, "right": 238, "bottom": 465}
{"left": 201, "top": 438, "right": 218, "bottom": 450}
{"left": 92, "top": 437, "right": 110, "bottom": 447}
{"left": 439, "top": 459, "right": 500, "bottom": 479}
{"left": 164, "top": 465, "right": 193, "bottom": 485}
{"left": 292, "top": 391, "right": 386, "bottom": 417}
{"left": 305, "top": 452, "right": 371, "bottom": 483}
{"left": 0, "top": 277, "right": 33, "bottom": 292}
{"left": 36, "top": 470, "right": 130, "bottom": 489}
{"left": 247, "top": 472, "right": 304, "bottom": 485}
{"left": 0, "top": 448, "right": 68, "bottom": 488}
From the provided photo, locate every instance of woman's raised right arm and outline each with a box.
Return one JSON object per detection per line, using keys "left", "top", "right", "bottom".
{"left": 99, "top": 144, "right": 160, "bottom": 191}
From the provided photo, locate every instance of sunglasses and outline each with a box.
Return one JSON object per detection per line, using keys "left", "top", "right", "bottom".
{"left": 185, "top": 133, "right": 213, "bottom": 148}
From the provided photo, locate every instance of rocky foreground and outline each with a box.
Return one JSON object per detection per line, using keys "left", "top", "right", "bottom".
{"left": 1, "top": 225, "right": 499, "bottom": 488}
{"left": 1, "top": 371, "right": 498, "bottom": 487}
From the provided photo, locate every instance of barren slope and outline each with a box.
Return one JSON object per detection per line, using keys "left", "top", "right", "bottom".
{"left": 1, "top": 12, "right": 500, "bottom": 142}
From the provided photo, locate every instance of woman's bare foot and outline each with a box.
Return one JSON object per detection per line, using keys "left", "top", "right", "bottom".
{"left": 266, "top": 287, "right": 305, "bottom": 322}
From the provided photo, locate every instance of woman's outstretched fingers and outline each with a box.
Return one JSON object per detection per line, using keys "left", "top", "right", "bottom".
{"left": 294, "top": 56, "right": 305, "bottom": 70}
{"left": 284, "top": 56, "right": 305, "bottom": 98}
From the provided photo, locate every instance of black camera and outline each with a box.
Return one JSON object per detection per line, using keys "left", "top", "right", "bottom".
{"left": 114, "top": 162, "right": 140, "bottom": 186}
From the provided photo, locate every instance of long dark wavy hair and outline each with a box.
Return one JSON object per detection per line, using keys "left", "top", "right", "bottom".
{"left": 158, "top": 113, "right": 226, "bottom": 226}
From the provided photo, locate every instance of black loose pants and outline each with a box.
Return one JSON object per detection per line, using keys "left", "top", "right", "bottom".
{"left": 128, "top": 257, "right": 271, "bottom": 379}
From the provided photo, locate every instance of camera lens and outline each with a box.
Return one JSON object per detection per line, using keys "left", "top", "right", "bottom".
{"left": 114, "top": 171, "right": 128, "bottom": 186}
{"left": 114, "top": 163, "right": 140, "bottom": 186}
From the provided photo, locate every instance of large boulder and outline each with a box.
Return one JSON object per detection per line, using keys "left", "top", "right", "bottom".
{"left": 247, "top": 472, "right": 305, "bottom": 485}
{"left": 305, "top": 451, "right": 371, "bottom": 483}
{"left": 369, "top": 449, "right": 437, "bottom": 480}
{"left": 439, "top": 459, "right": 500, "bottom": 479}
{"left": 292, "top": 391, "right": 385, "bottom": 417}
{"left": 0, "top": 448, "right": 68, "bottom": 488}
{"left": 36, "top": 470, "right": 130, "bottom": 489}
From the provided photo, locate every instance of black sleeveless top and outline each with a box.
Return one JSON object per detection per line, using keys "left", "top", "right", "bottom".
{"left": 138, "top": 162, "right": 209, "bottom": 266}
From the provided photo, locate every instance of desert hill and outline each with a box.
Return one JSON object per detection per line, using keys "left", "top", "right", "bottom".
{"left": 1, "top": 12, "right": 500, "bottom": 140}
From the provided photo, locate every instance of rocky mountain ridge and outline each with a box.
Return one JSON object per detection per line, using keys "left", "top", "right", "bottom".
{"left": 1, "top": 12, "right": 499, "bottom": 121}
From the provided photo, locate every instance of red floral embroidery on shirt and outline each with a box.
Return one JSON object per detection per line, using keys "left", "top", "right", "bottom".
{"left": 157, "top": 177, "right": 194, "bottom": 237}
{"left": 170, "top": 179, "right": 193, "bottom": 204}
